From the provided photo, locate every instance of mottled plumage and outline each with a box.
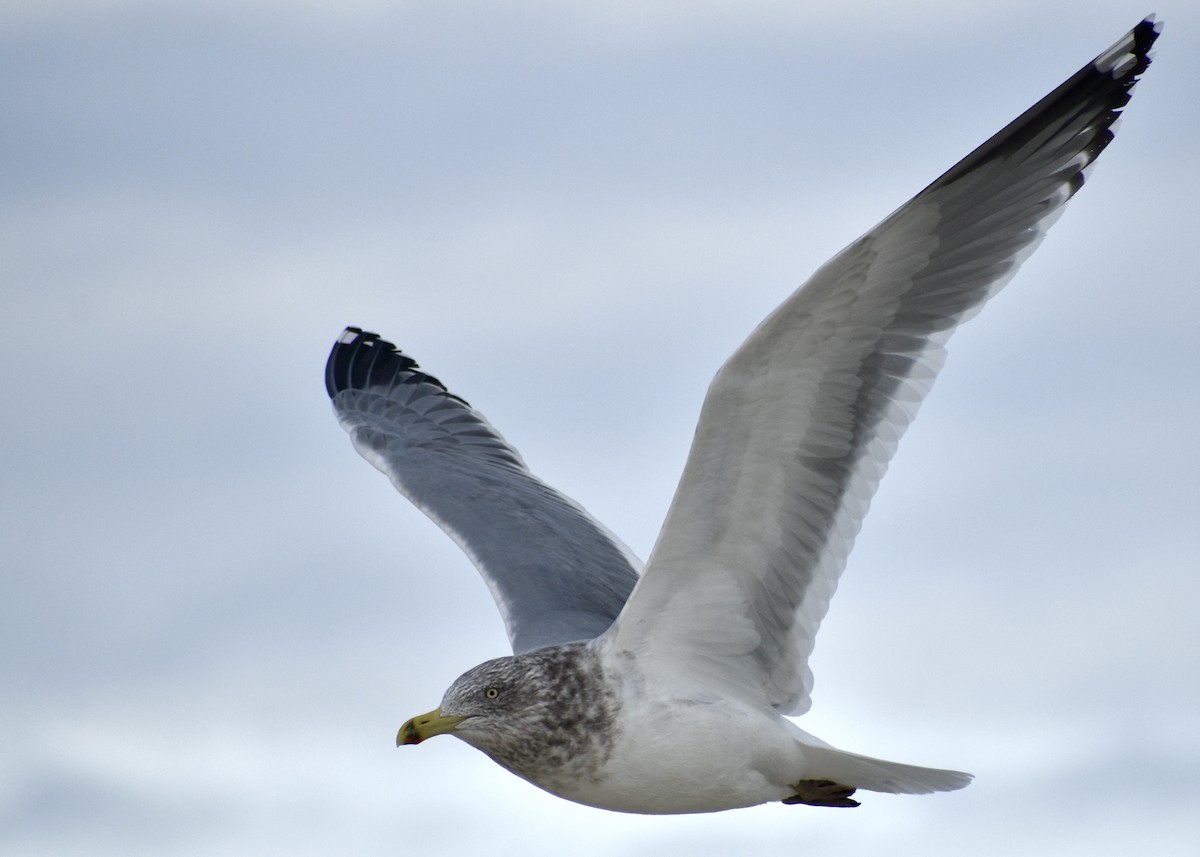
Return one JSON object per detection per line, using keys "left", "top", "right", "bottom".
{"left": 435, "top": 646, "right": 618, "bottom": 790}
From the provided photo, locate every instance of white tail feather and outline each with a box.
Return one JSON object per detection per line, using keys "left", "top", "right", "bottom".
{"left": 799, "top": 742, "right": 973, "bottom": 795}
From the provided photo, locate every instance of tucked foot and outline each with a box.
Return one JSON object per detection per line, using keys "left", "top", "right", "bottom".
{"left": 783, "top": 779, "right": 860, "bottom": 808}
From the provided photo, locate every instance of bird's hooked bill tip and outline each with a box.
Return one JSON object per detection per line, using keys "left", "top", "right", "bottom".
{"left": 396, "top": 708, "right": 466, "bottom": 746}
{"left": 396, "top": 721, "right": 424, "bottom": 746}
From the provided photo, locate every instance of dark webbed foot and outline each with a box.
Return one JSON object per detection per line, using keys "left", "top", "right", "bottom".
{"left": 783, "top": 779, "right": 860, "bottom": 808}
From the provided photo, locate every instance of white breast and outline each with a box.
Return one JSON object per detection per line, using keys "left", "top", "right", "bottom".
{"left": 542, "top": 657, "right": 805, "bottom": 814}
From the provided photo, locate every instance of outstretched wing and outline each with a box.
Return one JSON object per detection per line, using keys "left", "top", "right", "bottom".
{"left": 601, "top": 19, "right": 1160, "bottom": 714}
{"left": 326, "top": 328, "right": 641, "bottom": 654}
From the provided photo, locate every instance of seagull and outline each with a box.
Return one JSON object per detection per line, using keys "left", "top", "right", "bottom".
{"left": 325, "top": 19, "right": 1159, "bottom": 814}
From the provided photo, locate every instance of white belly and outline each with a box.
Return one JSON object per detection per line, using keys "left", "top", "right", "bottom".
{"left": 533, "top": 691, "right": 806, "bottom": 815}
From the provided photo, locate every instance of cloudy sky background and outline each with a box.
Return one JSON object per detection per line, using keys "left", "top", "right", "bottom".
{"left": 3, "top": 2, "right": 1197, "bottom": 855}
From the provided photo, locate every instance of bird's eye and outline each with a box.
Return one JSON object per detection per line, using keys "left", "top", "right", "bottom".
{"left": 485, "top": 687, "right": 500, "bottom": 699}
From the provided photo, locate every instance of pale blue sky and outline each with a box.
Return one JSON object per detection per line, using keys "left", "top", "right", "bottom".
{"left": 3, "top": 2, "right": 1197, "bottom": 855}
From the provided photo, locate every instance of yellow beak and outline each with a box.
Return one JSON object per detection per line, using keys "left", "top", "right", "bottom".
{"left": 397, "top": 708, "right": 467, "bottom": 746}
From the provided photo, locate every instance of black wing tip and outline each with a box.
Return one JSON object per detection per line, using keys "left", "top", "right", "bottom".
{"left": 922, "top": 17, "right": 1162, "bottom": 198}
{"left": 1066, "top": 16, "right": 1161, "bottom": 184}
{"left": 324, "top": 326, "right": 453, "bottom": 400}
{"left": 1122, "top": 16, "right": 1162, "bottom": 73}
{"left": 1092, "top": 16, "right": 1161, "bottom": 93}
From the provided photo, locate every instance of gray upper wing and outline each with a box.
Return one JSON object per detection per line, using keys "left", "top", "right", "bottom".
{"left": 326, "top": 328, "right": 641, "bottom": 654}
{"left": 603, "top": 19, "right": 1160, "bottom": 715}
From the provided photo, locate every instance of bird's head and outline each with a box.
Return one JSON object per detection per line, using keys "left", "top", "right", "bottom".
{"left": 395, "top": 643, "right": 614, "bottom": 782}
{"left": 396, "top": 655, "right": 535, "bottom": 748}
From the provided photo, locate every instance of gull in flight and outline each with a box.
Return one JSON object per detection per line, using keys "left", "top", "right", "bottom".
{"left": 325, "top": 19, "right": 1160, "bottom": 813}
